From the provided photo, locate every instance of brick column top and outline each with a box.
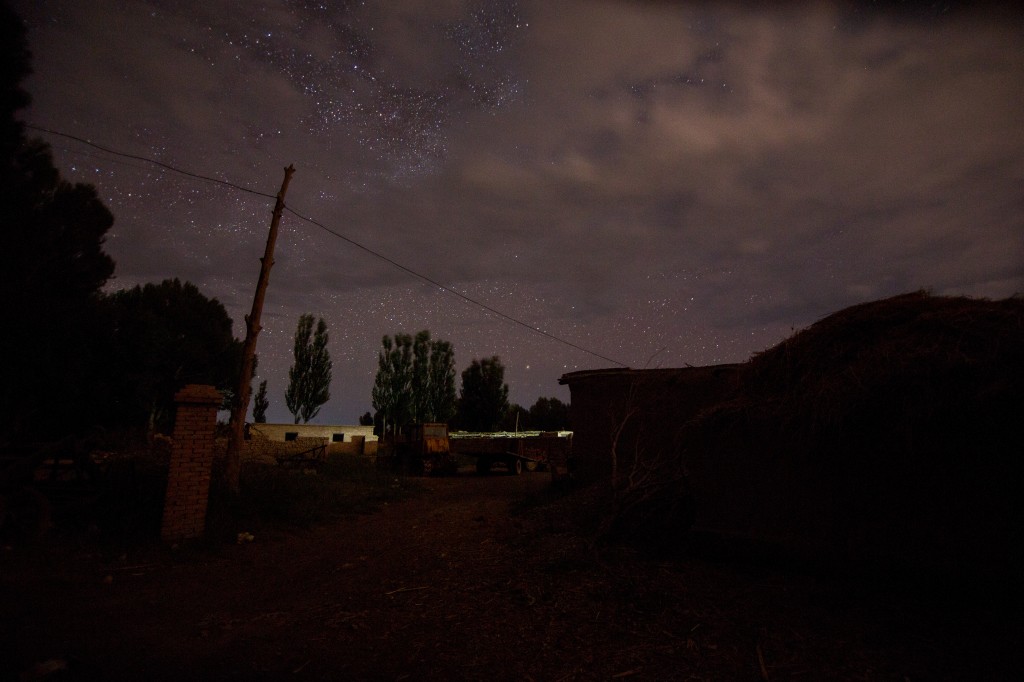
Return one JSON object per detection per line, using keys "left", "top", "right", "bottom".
{"left": 174, "top": 384, "right": 223, "bottom": 405}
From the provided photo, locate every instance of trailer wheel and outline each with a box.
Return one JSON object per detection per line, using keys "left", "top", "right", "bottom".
{"left": 524, "top": 460, "right": 538, "bottom": 472}
{"left": 476, "top": 457, "right": 492, "bottom": 475}
{"left": 508, "top": 458, "right": 523, "bottom": 475}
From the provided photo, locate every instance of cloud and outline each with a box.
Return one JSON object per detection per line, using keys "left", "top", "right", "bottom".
{"left": 14, "top": 0, "right": 1022, "bottom": 421}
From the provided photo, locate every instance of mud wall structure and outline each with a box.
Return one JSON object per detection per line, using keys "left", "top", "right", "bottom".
{"left": 562, "top": 294, "right": 1024, "bottom": 585}
{"left": 559, "top": 366, "right": 740, "bottom": 485}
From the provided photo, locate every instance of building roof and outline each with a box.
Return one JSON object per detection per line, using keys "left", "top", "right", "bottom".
{"left": 559, "top": 364, "right": 741, "bottom": 385}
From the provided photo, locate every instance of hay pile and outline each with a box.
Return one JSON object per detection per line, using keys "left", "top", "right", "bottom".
{"left": 669, "top": 292, "right": 1024, "bottom": 583}
{"left": 739, "top": 291, "right": 1023, "bottom": 442}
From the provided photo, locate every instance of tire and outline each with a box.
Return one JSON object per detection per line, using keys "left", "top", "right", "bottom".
{"left": 508, "top": 458, "right": 523, "bottom": 476}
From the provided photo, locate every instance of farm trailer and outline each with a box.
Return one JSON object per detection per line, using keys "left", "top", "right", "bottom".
{"left": 383, "top": 424, "right": 573, "bottom": 477}
{"left": 449, "top": 430, "right": 572, "bottom": 476}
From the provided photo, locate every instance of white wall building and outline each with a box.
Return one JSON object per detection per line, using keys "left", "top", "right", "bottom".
{"left": 248, "top": 423, "right": 377, "bottom": 443}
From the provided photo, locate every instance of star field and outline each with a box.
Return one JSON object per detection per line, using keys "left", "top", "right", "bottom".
{"left": 13, "top": 0, "right": 1024, "bottom": 423}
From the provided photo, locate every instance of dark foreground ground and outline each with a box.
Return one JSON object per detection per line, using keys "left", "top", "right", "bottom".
{"left": 2, "top": 470, "right": 1021, "bottom": 681}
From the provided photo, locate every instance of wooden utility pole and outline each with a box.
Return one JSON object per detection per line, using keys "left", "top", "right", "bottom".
{"left": 225, "top": 164, "right": 295, "bottom": 492}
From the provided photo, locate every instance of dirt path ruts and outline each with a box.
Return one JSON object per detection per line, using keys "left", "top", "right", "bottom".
{"left": 3, "top": 471, "right": 1022, "bottom": 681}
{"left": 3, "top": 473, "right": 558, "bottom": 681}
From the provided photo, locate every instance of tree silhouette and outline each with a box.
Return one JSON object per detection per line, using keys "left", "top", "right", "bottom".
{"left": 104, "top": 279, "right": 241, "bottom": 433}
{"left": 373, "top": 330, "right": 456, "bottom": 435}
{"left": 412, "top": 330, "right": 431, "bottom": 422}
{"left": 285, "top": 314, "right": 332, "bottom": 423}
{"left": 252, "top": 380, "right": 269, "bottom": 423}
{"left": 457, "top": 357, "right": 510, "bottom": 432}
{"left": 372, "top": 333, "right": 413, "bottom": 436}
{"left": 499, "top": 403, "right": 530, "bottom": 432}
{"left": 426, "top": 338, "right": 457, "bottom": 423}
{"left": 1, "top": 2, "right": 31, "bottom": 157}
{"left": 528, "top": 396, "right": 570, "bottom": 431}
{"left": 1, "top": 4, "right": 116, "bottom": 440}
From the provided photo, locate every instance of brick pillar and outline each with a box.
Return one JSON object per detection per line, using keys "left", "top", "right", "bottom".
{"left": 161, "top": 384, "right": 223, "bottom": 543}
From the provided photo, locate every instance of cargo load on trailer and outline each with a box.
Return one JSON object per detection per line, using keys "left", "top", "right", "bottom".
{"left": 449, "top": 430, "right": 572, "bottom": 476}
{"left": 380, "top": 424, "right": 573, "bottom": 477}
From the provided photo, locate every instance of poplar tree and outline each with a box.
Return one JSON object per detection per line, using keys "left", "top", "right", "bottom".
{"left": 371, "top": 336, "right": 395, "bottom": 436}
{"left": 372, "top": 330, "right": 456, "bottom": 434}
{"left": 426, "top": 339, "right": 457, "bottom": 423}
{"left": 372, "top": 333, "right": 413, "bottom": 436}
{"left": 411, "top": 330, "right": 431, "bottom": 423}
{"left": 285, "top": 314, "right": 332, "bottom": 423}
{"left": 252, "top": 380, "right": 269, "bottom": 423}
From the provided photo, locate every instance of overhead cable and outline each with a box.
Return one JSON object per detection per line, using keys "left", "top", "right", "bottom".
{"left": 27, "top": 123, "right": 629, "bottom": 367}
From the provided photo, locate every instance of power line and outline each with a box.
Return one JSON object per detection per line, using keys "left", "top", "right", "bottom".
{"left": 284, "top": 202, "right": 626, "bottom": 366}
{"left": 26, "top": 124, "right": 277, "bottom": 200}
{"left": 26, "top": 123, "right": 630, "bottom": 367}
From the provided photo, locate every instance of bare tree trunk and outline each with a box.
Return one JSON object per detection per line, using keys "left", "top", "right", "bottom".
{"left": 225, "top": 165, "right": 295, "bottom": 493}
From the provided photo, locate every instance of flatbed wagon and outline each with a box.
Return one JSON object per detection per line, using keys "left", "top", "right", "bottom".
{"left": 449, "top": 431, "right": 572, "bottom": 475}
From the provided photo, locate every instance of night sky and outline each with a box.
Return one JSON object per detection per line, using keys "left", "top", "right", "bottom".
{"left": 12, "top": 0, "right": 1023, "bottom": 424}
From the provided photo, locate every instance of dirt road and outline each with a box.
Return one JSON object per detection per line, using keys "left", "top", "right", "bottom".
{"left": 2, "top": 471, "right": 1020, "bottom": 681}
